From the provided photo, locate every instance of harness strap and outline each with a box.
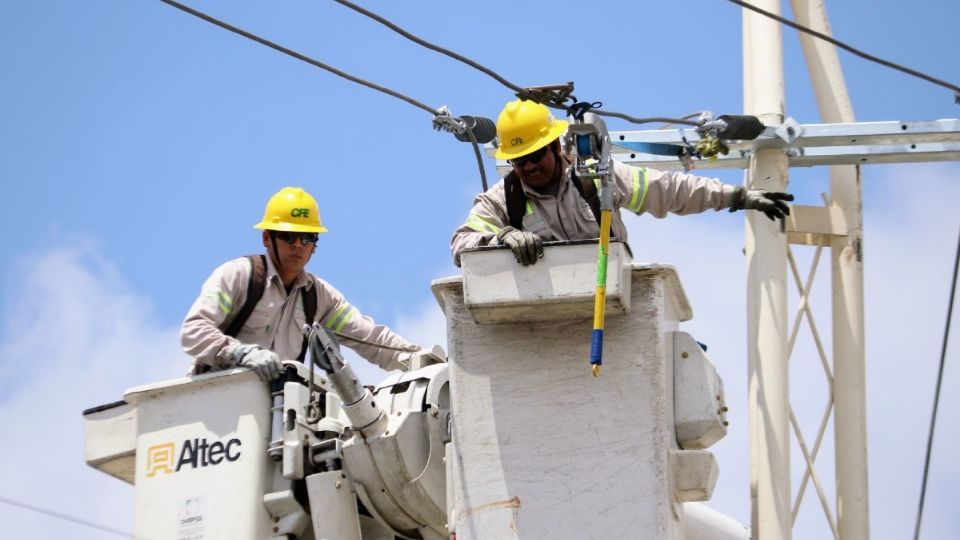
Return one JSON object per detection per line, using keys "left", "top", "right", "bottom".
{"left": 224, "top": 255, "right": 267, "bottom": 338}
{"left": 504, "top": 171, "right": 601, "bottom": 230}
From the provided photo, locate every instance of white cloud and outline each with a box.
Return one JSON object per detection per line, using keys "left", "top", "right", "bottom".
{"left": 0, "top": 243, "right": 185, "bottom": 538}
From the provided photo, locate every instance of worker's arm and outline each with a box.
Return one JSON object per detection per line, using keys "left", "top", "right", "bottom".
{"left": 450, "top": 181, "right": 511, "bottom": 267}
{"left": 612, "top": 161, "right": 791, "bottom": 220}
{"left": 314, "top": 278, "right": 420, "bottom": 371}
{"left": 610, "top": 161, "right": 737, "bottom": 218}
{"left": 180, "top": 258, "right": 250, "bottom": 371}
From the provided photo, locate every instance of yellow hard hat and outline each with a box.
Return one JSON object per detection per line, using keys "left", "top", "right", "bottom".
{"left": 494, "top": 99, "right": 568, "bottom": 160}
{"left": 253, "top": 187, "right": 328, "bottom": 233}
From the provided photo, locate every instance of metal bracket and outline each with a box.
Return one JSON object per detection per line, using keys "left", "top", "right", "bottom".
{"left": 774, "top": 117, "right": 803, "bottom": 144}
{"left": 263, "top": 489, "right": 311, "bottom": 538}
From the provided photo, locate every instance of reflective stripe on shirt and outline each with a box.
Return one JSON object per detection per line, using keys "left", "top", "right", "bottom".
{"left": 463, "top": 212, "right": 502, "bottom": 234}
{"left": 627, "top": 167, "right": 649, "bottom": 213}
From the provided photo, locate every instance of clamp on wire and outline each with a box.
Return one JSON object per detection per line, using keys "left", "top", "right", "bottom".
{"left": 432, "top": 105, "right": 495, "bottom": 192}
{"left": 516, "top": 82, "right": 576, "bottom": 109}
{"left": 691, "top": 111, "right": 731, "bottom": 162}
{"left": 431, "top": 105, "right": 465, "bottom": 135}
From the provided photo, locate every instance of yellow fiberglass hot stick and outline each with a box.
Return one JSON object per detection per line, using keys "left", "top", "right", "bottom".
{"left": 591, "top": 205, "right": 613, "bottom": 377}
{"left": 562, "top": 102, "right": 615, "bottom": 377}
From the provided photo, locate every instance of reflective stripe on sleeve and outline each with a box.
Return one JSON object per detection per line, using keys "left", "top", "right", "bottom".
{"left": 325, "top": 303, "right": 358, "bottom": 333}
{"left": 463, "top": 212, "right": 502, "bottom": 234}
{"left": 627, "top": 167, "right": 649, "bottom": 214}
{"left": 203, "top": 287, "right": 234, "bottom": 315}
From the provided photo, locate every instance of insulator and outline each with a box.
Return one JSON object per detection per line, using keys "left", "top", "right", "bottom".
{"left": 454, "top": 115, "right": 497, "bottom": 144}
{"left": 716, "top": 115, "right": 764, "bottom": 140}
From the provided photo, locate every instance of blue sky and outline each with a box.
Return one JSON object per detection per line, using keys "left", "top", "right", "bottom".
{"left": 1, "top": 0, "right": 958, "bottom": 538}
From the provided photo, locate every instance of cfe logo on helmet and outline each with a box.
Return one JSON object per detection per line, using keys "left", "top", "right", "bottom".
{"left": 254, "top": 187, "right": 328, "bottom": 233}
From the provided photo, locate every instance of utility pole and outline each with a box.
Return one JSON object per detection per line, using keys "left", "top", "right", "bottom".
{"left": 743, "top": 1, "right": 791, "bottom": 538}
{"left": 790, "top": 1, "right": 869, "bottom": 538}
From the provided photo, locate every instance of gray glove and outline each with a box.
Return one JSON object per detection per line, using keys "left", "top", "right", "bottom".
{"left": 232, "top": 344, "right": 283, "bottom": 381}
{"left": 496, "top": 226, "right": 544, "bottom": 266}
{"left": 730, "top": 187, "right": 794, "bottom": 221}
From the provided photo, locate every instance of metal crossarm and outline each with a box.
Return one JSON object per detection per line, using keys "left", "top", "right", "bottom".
{"left": 607, "top": 119, "right": 960, "bottom": 171}
{"left": 489, "top": 119, "right": 960, "bottom": 174}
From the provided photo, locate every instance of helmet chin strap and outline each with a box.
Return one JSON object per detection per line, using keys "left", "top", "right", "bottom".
{"left": 269, "top": 233, "right": 283, "bottom": 272}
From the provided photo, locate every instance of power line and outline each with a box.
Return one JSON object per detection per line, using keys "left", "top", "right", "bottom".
{"left": 0, "top": 494, "right": 133, "bottom": 538}
{"left": 913, "top": 225, "right": 960, "bottom": 540}
{"left": 156, "top": 0, "right": 495, "bottom": 190}
{"left": 157, "top": 0, "right": 440, "bottom": 116}
{"left": 331, "top": 0, "right": 701, "bottom": 126}
{"left": 332, "top": 0, "right": 524, "bottom": 95}
{"left": 724, "top": 0, "right": 960, "bottom": 102}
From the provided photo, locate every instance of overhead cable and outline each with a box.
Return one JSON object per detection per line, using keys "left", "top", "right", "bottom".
{"left": 332, "top": 0, "right": 524, "bottom": 95}
{"left": 724, "top": 0, "right": 960, "bottom": 103}
{"left": 331, "top": 0, "right": 701, "bottom": 126}
{"left": 913, "top": 225, "right": 960, "bottom": 540}
{"left": 158, "top": 0, "right": 440, "bottom": 115}
{"left": 0, "top": 494, "right": 133, "bottom": 538}
{"left": 157, "top": 0, "right": 492, "bottom": 190}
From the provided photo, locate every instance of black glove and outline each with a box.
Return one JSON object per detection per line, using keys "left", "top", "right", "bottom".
{"left": 730, "top": 187, "right": 794, "bottom": 221}
{"left": 496, "top": 226, "right": 544, "bottom": 266}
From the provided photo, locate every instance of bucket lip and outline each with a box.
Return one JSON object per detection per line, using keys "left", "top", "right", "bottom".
{"left": 123, "top": 367, "right": 254, "bottom": 405}
{"left": 82, "top": 399, "right": 129, "bottom": 416}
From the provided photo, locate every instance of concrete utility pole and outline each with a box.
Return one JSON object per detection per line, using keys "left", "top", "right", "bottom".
{"left": 743, "top": 1, "right": 791, "bottom": 538}
{"left": 790, "top": 1, "right": 870, "bottom": 538}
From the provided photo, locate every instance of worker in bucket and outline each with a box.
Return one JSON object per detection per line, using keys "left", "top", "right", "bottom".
{"left": 450, "top": 99, "right": 793, "bottom": 266}
{"left": 181, "top": 186, "right": 424, "bottom": 381}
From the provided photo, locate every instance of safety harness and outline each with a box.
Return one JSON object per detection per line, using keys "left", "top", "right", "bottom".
{"left": 222, "top": 254, "right": 317, "bottom": 361}
{"left": 503, "top": 170, "right": 602, "bottom": 230}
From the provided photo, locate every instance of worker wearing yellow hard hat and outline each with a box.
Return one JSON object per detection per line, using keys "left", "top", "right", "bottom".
{"left": 451, "top": 99, "right": 793, "bottom": 266}
{"left": 254, "top": 186, "right": 328, "bottom": 233}
{"left": 182, "top": 186, "right": 443, "bottom": 381}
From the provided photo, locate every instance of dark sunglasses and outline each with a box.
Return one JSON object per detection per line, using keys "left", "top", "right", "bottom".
{"left": 508, "top": 145, "right": 550, "bottom": 167}
{"left": 272, "top": 231, "right": 319, "bottom": 245}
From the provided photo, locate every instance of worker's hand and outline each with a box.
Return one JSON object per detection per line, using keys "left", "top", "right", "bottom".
{"left": 731, "top": 188, "right": 794, "bottom": 221}
{"left": 496, "top": 226, "right": 544, "bottom": 265}
{"left": 233, "top": 344, "right": 283, "bottom": 381}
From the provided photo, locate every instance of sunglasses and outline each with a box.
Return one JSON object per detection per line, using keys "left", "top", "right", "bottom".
{"left": 272, "top": 231, "right": 319, "bottom": 245}
{"left": 508, "top": 145, "right": 550, "bottom": 167}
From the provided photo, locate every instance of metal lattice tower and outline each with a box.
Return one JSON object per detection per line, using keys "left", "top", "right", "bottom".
{"left": 577, "top": 1, "right": 959, "bottom": 537}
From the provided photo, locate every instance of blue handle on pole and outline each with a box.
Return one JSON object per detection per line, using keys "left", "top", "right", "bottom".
{"left": 590, "top": 329, "right": 604, "bottom": 366}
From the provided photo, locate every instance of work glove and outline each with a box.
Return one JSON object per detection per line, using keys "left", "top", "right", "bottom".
{"left": 232, "top": 344, "right": 283, "bottom": 381}
{"left": 496, "top": 226, "right": 544, "bottom": 266}
{"left": 730, "top": 187, "right": 794, "bottom": 222}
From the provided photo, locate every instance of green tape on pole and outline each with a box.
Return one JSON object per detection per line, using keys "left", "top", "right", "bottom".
{"left": 596, "top": 253, "right": 608, "bottom": 286}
